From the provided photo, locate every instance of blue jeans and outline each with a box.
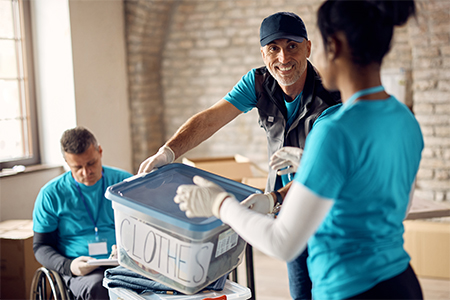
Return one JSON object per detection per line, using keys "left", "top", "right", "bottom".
{"left": 287, "top": 247, "right": 312, "bottom": 300}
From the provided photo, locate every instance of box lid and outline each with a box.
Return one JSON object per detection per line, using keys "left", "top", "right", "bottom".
{"left": 105, "top": 163, "right": 261, "bottom": 232}
{"left": 0, "top": 220, "right": 32, "bottom": 231}
{"left": 0, "top": 229, "right": 33, "bottom": 240}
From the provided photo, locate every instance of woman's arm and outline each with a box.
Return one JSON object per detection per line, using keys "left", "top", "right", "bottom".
{"left": 220, "top": 181, "right": 333, "bottom": 261}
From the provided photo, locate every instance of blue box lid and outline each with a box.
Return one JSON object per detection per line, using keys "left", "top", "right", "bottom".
{"left": 105, "top": 163, "right": 262, "bottom": 232}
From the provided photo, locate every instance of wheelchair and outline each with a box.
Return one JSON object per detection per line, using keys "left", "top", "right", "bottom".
{"left": 30, "top": 267, "right": 73, "bottom": 300}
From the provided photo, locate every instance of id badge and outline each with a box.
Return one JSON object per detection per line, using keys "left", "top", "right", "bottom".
{"left": 88, "top": 238, "right": 108, "bottom": 256}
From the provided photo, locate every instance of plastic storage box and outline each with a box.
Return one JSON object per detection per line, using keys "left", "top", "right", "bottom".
{"left": 105, "top": 163, "right": 261, "bottom": 295}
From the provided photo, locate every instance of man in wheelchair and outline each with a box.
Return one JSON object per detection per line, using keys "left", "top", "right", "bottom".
{"left": 32, "top": 127, "right": 132, "bottom": 300}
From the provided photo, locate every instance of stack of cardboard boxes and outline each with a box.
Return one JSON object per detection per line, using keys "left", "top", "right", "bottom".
{"left": 0, "top": 219, "right": 41, "bottom": 299}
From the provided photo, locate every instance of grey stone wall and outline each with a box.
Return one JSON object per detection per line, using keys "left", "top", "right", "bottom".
{"left": 125, "top": 0, "right": 450, "bottom": 203}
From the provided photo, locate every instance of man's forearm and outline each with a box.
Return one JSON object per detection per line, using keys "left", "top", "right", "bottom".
{"left": 165, "top": 99, "right": 242, "bottom": 159}
{"left": 269, "top": 181, "right": 292, "bottom": 201}
{"left": 277, "top": 181, "right": 292, "bottom": 198}
{"left": 33, "top": 231, "right": 72, "bottom": 276}
{"left": 166, "top": 111, "right": 219, "bottom": 159}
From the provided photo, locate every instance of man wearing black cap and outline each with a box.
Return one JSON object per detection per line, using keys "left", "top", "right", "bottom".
{"left": 138, "top": 12, "right": 341, "bottom": 300}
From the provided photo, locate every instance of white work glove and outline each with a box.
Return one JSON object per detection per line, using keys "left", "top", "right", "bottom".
{"left": 138, "top": 145, "right": 175, "bottom": 174}
{"left": 174, "top": 176, "right": 233, "bottom": 218}
{"left": 70, "top": 256, "right": 98, "bottom": 276}
{"left": 240, "top": 193, "right": 275, "bottom": 214}
{"left": 269, "top": 147, "right": 303, "bottom": 175}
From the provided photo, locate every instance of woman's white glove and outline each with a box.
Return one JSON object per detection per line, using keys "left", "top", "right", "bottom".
{"left": 174, "top": 176, "right": 233, "bottom": 218}
{"left": 240, "top": 193, "right": 275, "bottom": 214}
{"left": 138, "top": 145, "right": 175, "bottom": 174}
{"left": 269, "top": 147, "right": 303, "bottom": 175}
{"left": 70, "top": 256, "right": 98, "bottom": 276}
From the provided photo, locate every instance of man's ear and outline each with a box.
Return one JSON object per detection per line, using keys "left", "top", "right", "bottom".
{"left": 305, "top": 40, "right": 312, "bottom": 58}
{"left": 260, "top": 47, "right": 265, "bottom": 59}
{"left": 98, "top": 145, "right": 103, "bottom": 156}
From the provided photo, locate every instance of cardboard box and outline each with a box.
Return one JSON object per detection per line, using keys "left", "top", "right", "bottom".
{"left": 182, "top": 156, "right": 254, "bottom": 182}
{"left": 105, "top": 163, "right": 261, "bottom": 294}
{"left": 405, "top": 196, "right": 450, "bottom": 220}
{"left": 241, "top": 177, "right": 267, "bottom": 192}
{"left": 0, "top": 219, "right": 42, "bottom": 299}
{"left": 182, "top": 155, "right": 268, "bottom": 191}
{"left": 403, "top": 220, "right": 450, "bottom": 279}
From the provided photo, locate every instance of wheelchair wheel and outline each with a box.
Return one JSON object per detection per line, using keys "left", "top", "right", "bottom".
{"left": 30, "top": 267, "right": 72, "bottom": 300}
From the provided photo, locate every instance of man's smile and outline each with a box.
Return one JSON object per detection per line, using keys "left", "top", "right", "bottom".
{"left": 277, "top": 65, "right": 294, "bottom": 72}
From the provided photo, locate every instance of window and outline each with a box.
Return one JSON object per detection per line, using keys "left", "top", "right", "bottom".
{"left": 0, "top": 0, "right": 39, "bottom": 169}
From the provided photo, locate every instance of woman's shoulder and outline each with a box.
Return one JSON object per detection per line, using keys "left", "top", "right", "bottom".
{"left": 314, "top": 104, "right": 343, "bottom": 128}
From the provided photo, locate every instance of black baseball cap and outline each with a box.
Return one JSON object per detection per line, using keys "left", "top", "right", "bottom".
{"left": 260, "top": 12, "right": 308, "bottom": 46}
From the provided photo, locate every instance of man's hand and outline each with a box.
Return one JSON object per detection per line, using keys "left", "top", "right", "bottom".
{"left": 174, "top": 176, "right": 232, "bottom": 218}
{"left": 269, "top": 147, "right": 303, "bottom": 175}
{"left": 70, "top": 256, "right": 98, "bottom": 276}
{"left": 138, "top": 145, "right": 175, "bottom": 174}
{"left": 109, "top": 245, "right": 117, "bottom": 259}
{"left": 240, "top": 193, "right": 275, "bottom": 214}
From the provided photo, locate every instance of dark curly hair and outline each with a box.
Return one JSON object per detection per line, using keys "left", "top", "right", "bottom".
{"left": 317, "top": 0, "right": 416, "bottom": 66}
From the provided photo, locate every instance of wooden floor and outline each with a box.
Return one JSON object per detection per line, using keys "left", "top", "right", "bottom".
{"left": 235, "top": 248, "right": 450, "bottom": 300}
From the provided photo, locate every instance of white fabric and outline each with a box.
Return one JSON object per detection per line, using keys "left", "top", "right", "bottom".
{"left": 269, "top": 146, "right": 303, "bottom": 175}
{"left": 174, "top": 176, "right": 230, "bottom": 218}
{"left": 240, "top": 193, "right": 275, "bottom": 214}
{"left": 220, "top": 181, "right": 333, "bottom": 261}
{"left": 138, "top": 145, "right": 175, "bottom": 174}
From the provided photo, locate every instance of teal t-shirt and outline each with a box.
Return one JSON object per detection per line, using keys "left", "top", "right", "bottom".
{"left": 224, "top": 69, "right": 303, "bottom": 186}
{"left": 281, "top": 92, "right": 303, "bottom": 186}
{"left": 223, "top": 69, "right": 257, "bottom": 113}
{"left": 33, "top": 166, "right": 132, "bottom": 259}
{"left": 223, "top": 69, "right": 303, "bottom": 124}
{"left": 294, "top": 96, "right": 423, "bottom": 299}
{"left": 285, "top": 92, "right": 302, "bottom": 128}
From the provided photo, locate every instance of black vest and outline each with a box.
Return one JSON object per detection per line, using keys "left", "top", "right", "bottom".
{"left": 254, "top": 61, "right": 341, "bottom": 191}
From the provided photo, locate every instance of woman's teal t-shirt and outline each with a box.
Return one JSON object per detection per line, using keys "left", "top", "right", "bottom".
{"left": 294, "top": 97, "right": 423, "bottom": 299}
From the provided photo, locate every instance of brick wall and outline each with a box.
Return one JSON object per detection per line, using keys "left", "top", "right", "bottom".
{"left": 125, "top": 0, "right": 450, "bottom": 203}
{"left": 407, "top": 0, "right": 450, "bottom": 202}
{"left": 124, "top": 0, "right": 176, "bottom": 170}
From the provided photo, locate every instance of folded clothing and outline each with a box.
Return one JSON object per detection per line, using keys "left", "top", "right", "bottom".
{"left": 104, "top": 266, "right": 228, "bottom": 295}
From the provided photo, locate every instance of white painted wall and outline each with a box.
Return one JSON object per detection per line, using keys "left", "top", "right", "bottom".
{"left": 0, "top": 167, "right": 64, "bottom": 220}
{"left": 69, "top": 1, "right": 132, "bottom": 172}
{"left": 0, "top": 0, "right": 132, "bottom": 222}
{"left": 31, "top": 0, "right": 77, "bottom": 168}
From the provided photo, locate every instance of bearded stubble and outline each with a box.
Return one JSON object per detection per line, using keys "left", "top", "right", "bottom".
{"left": 267, "top": 62, "right": 307, "bottom": 87}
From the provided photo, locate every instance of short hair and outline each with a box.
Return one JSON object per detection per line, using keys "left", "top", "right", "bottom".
{"left": 60, "top": 126, "right": 99, "bottom": 155}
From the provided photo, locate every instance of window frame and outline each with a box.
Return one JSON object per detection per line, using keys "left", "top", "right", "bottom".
{"left": 0, "top": 0, "right": 40, "bottom": 169}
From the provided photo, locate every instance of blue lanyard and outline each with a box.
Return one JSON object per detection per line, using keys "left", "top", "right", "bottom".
{"left": 344, "top": 85, "right": 385, "bottom": 108}
{"left": 73, "top": 172, "right": 105, "bottom": 238}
